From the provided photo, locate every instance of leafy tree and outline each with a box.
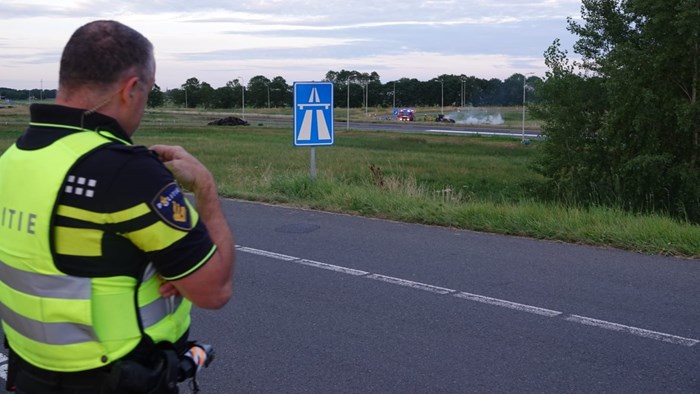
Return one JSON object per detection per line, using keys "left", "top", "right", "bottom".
{"left": 147, "top": 84, "right": 165, "bottom": 107}
{"left": 428, "top": 76, "right": 447, "bottom": 111}
{"left": 248, "top": 75, "right": 272, "bottom": 108}
{"left": 459, "top": 76, "right": 483, "bottom": 107}
{"left": 534, "top": 0, "right": 700, "bottom": 222}
{"left": 501, "top": 74, "right": 526, "bottom": 106}
{"left": 199, "top": 82, "right": 215, "bottom": 109}
{"left": 365, "top": 72, "right": 382, "bottom": 109}
{"left": 531, "top": 40, "right": 611, "bottom": 203}
{"left": 393, "top": 77, "right": 425, "bottom": 107}
{"left": 478, "top": 78, "right": 504, "bottom": 106}
{"left": 212, "top": 80, "right": 240, "bottom": 109}
{"left": 325, "top": 70, "right": 381, "bottom": 108}
{"left": 270, "top": 76, "right": 292, "bottom": 107}
{"left": 166, "top": 88, "right": 185, "bottom": 107}
{"left": 181, "top": 77, "right": 201, "bottom": 108}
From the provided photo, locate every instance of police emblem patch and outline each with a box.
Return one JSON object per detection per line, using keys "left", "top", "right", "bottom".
{"left": 151, "top": 183, "right": 193, "bottom": 231}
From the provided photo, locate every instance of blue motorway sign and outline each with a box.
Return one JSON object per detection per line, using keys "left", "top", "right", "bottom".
{"left": 293, "top": 82, "right": 334, "bottom": 146}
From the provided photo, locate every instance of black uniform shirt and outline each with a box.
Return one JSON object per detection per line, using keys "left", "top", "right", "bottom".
{"left": 19, "top": 104, "right": 216, "bottom": 280}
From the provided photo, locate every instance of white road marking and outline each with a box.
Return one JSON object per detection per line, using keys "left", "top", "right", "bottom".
{"left": 0, "top": 353, "right": 7, "bottom": 381}
{"left": 565, "top": 315, "right": 700, "bottom": 347}
{"left": 236, "top": 245, "right": 700, "bottom": 347}
{"left": 454, "top": 291, "right": 563, "bottom": 317}
{"left": 298, "top": 259, "right": 369, "bottom": 276}
{"left": 366, "top": 274, "right": 455, "bottom": 294}
{"left": 237, "top": 246, "right": 297, "bottom": 261}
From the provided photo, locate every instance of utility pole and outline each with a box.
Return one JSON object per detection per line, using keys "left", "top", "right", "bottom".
{"left": 238, "top": 76, "right": 245, "bottom": 120}
{"left": 346, "top": 78, "right": 350, "bottom": 130}
{"left": 522, "top": 72, "right": 534, "bottom": 142}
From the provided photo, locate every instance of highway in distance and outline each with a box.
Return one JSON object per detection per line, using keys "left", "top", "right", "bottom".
{"left": 242, "top": 115, "right": 543, "bottom": 140}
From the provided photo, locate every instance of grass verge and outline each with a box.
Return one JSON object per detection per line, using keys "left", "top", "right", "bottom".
{"left": 0, "top": 120, "right": 697, "bottom": 258}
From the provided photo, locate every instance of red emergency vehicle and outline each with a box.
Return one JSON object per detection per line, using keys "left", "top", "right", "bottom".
{"left": 397, "top": 108, "right": 415, "bottom": 121}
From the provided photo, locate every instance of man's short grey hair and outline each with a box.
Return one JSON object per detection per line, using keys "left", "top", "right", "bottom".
{"left": 59, "top": 20, "right": 154, "bottom": 90}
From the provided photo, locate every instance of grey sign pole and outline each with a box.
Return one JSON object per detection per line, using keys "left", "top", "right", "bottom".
{"left": 310, "top": 147, "right": 316, "bottom": 179}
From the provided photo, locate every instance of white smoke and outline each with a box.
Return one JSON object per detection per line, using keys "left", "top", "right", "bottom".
{"left": 448, "top": 109, "right": 505, "bottom": 125}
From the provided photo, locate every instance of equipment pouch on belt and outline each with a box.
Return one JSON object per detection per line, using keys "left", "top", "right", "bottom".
{"left": 106, "top": 343, "right": 180, "bottom": 394}
{"left": 105, "top": 340, "right": 215, "bottom": 394}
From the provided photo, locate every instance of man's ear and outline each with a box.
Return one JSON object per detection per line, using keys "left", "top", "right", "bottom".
{"left": 120, "top": 76, "right": 140, "bottom": 102}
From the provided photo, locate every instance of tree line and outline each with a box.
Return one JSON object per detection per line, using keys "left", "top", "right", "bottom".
{"left": 147, "top": 72, "right": 542, "bottom": 110}
{"left": 0, "top": 88, "right": 57, "bottom": 101}
{"left": 2, "top": 72, "right": 542, "bottom": 111}
{"left": 2, "top": 72, "right": 541, "bottom": 110}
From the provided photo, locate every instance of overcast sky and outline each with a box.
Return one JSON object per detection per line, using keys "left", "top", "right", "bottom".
{"left": 1, "top": 0, "right": 583, "bottom": 90}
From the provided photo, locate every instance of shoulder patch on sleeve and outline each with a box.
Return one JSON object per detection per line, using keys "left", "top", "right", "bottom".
{"left": 151, "top": 183, "right": 194, "bottom": 231}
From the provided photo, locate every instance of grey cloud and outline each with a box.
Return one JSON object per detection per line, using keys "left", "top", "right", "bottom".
{"left": 3, "top": 51, "right": 61, "bottom": 64}
{"left": 171, "top": 25, "right": 518, "bottom": 64}
{"left": 0, "top": 1, "right": 118, "bottom": 18}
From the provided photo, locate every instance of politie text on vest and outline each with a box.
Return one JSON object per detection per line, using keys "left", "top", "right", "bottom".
{"left": 1, "top": 206, "right": 37, "bottom": 234}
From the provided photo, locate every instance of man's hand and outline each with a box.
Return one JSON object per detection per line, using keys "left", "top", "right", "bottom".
{"left": 159, "top": 280, "right": 180, "bottom": 298}
{"left": 150, "top": 144, "right": 213, "bottom": 193}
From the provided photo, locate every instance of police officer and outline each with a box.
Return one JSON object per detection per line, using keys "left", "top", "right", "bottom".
{"left": 0, "top": 20, "right": 235, "bottom": 393}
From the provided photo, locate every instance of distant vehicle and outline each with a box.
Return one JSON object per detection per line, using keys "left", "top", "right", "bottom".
{"left": 397, "top": 108, "right": 415, "bottom": 121}
{"left": 207, "top": 116, "right": 249, "bottom": 126}
{"left": 435, "top": 114, "right": 455, "bottom": 123}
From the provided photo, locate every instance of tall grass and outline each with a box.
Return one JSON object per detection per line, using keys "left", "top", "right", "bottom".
{"left": 131, "top": 126, "right": 699, "bottom": 258}
{"left": 0, "top": 121, "right": 697, "bottom": 258}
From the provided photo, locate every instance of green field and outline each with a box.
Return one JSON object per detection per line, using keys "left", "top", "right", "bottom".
{"left": 1, "top": 105, "right": 698, "bottom": 258}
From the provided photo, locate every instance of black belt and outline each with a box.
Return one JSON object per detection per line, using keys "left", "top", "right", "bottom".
{"left": 6, "top": 332, "right": 190, "bottom": 393}
{"left": 10, "top": 351, "right": 112, "bottom": 387}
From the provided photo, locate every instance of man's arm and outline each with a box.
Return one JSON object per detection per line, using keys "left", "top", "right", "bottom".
{"left": 150, "top": 144, "right": 234, "bottom": 309}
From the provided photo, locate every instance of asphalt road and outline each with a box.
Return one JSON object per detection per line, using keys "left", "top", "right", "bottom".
{"left": 6, "top": 112, "right": 542, "bottom": 139}
{"left": 198, "top": 199, "right": 700, "bottom": 393}
{"left": 2, "top": 199, "right": 699, "bottom": 393}
{"left": 241, "top": 116, "right": 543, "bottom": 140}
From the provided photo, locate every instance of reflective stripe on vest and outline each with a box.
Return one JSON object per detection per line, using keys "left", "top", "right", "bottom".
{"left": 138, "top": 263, "right": 191, "bottom": 342}
{"left": 139, "top": 263, "right": 185, "bottom": 329}
{"left": 0, "top": 259, "right": 91, "bottom": 299}
{"left": 0, "top": 259, "right": 185, "bottom": 343}
{"left": 0, "top": 303, "right": 95, "bottom": 345}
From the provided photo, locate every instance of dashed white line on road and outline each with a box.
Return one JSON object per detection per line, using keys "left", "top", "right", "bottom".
{"left": 1, "top": 353, "right": 7, "bottom": 381}
{"left": 298, "top": 259, "right": 369, "bottom": 276}
{"left": 565, "top": 315, "right": 700, "bottom": 347}
{"left": 366, "top": 274, "right": 455, "bottom": 294}
{"left": 237, "top": 245, "right": 699, "bottom": 347}
{"left": 454, "top": 291, "right": 563, "bottom": 317}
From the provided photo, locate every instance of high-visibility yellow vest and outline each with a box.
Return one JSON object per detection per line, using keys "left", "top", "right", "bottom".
{"left": 0, "top": 127, "right": 191, "bottom": 372}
